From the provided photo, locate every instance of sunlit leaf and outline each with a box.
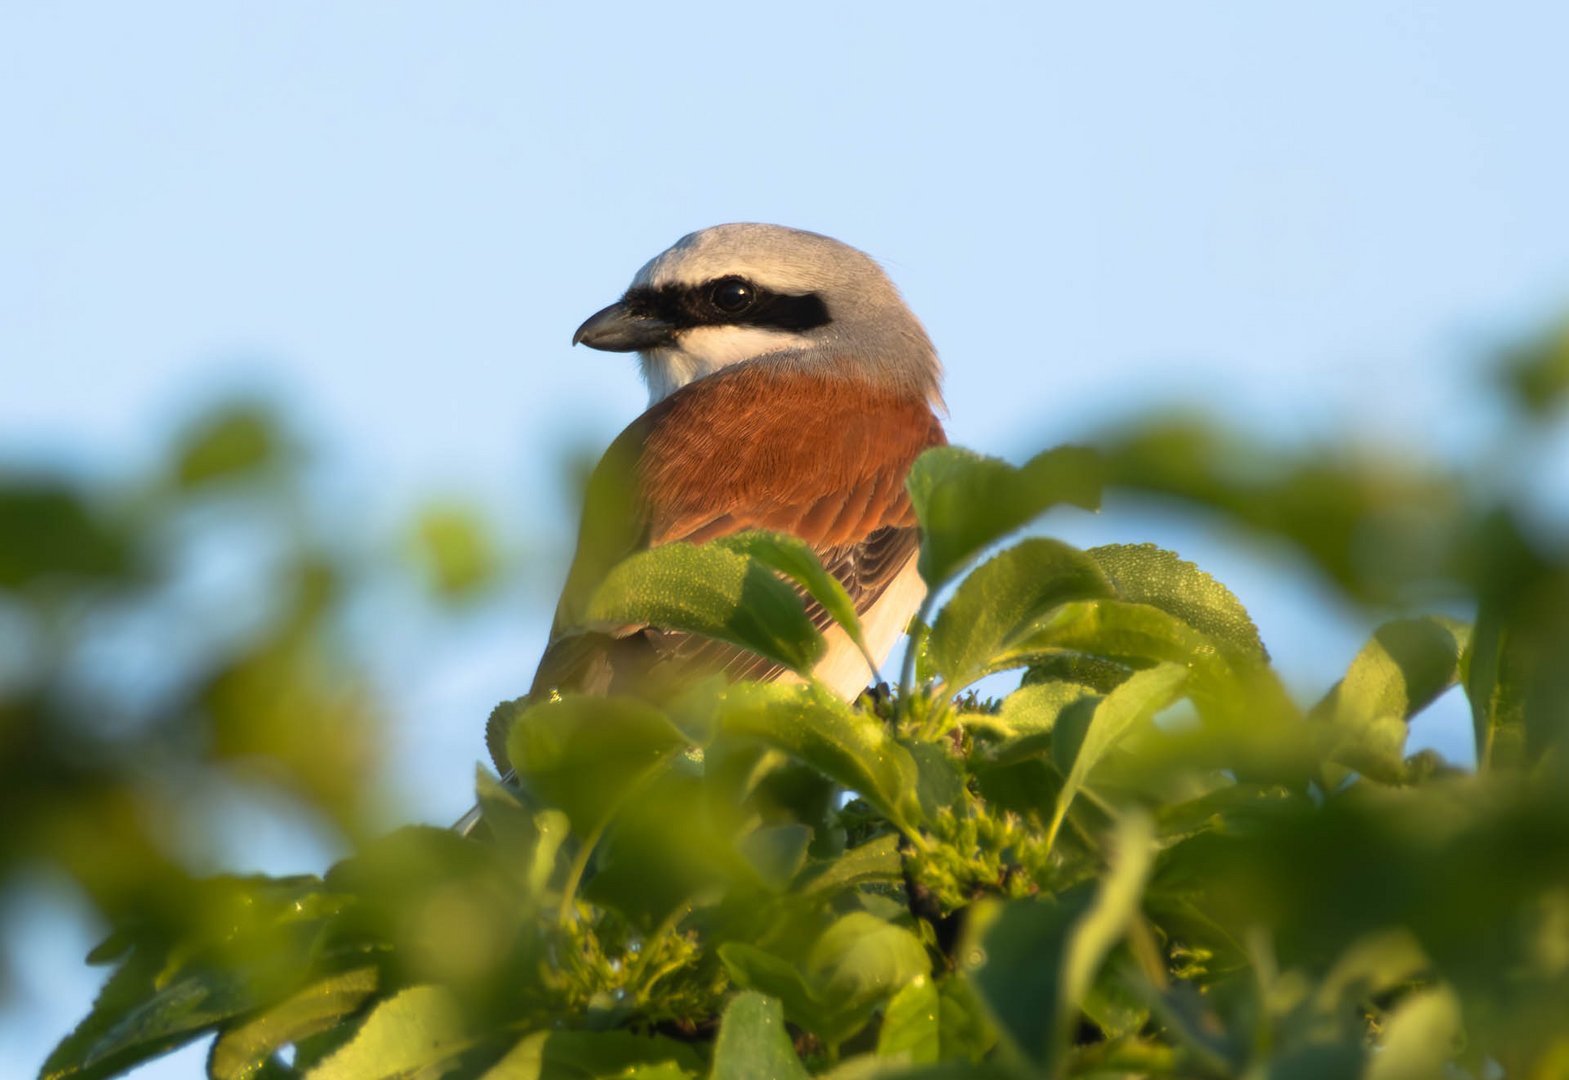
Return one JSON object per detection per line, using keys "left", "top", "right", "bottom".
{"left": 718, "top": 682, "right": 921, "bottom": 829}
{"left": 807, "top": 912, "right": 930, "bottom": 1017}
{"left": 303, "top": 985, "right": 468, "bottom": 1079}
{"left": 208, "top": 966, "right": 379, "bottom": 1080}
{"left": 1088, "top": 543, "right": 1267, "bottom": 661}
{"left": 1366, "top": 986, "right": 1462, "bottom": 1080}
{"left": 988, "top": 680, "right": 1100, "bottom": 742}
{"left": 1313, "top": 616, "right": 1469, "bottom": 779}
{"left": 505, "top": 695, "right": 688, "bottom": 845}
{"left": 717, "top": 530, "right": 873, "bottom": 667}
{"left": 584, "top": 542, "right": 824, "bottom": 676}
{"left": 876, "top": 976, "right": 940, "bottom": 1065}
{"left": 709, "top": 992, "right": 807, "bottom": 1080}
{"left": 1050, "top": 664, "right": 1188, "bottom": 846}
{"left": 906, "top": 445, "right": 1103, "bottom": 591}
{"left": 927, "top": 539, "right": 1114, "bottom": 691}
{"left": 481, "top": 1030, "right": 703, "bottom": 1079}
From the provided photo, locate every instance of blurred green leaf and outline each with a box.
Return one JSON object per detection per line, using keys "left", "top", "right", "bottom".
{"left": 1101, "top": 419, "right": 1463, "bottom": 605}
{"left": 410, "top": 503, "right": 501, "bottom": 601}
{"left": 709, "top": 992, "right": 807, "bottom": 1080}
{"left": 907, "top": 445, "right": 1103, "bottom": 591}
{"left": 808, "top": 912, "right": 930, "bottom": 1019}
{"left": 208, "top": 966, "right": 379, "bottom": 1080}
{"left": 876, "top": 976, "right": 940, "bottom": 1065}
{"left": 0, "top": 481, "right": 130, "bottom": 588}
{"left": 719, "top": 944, "right": 839, "bottom": 1045}
{"left": 506, "top": 695, "right": 687, "bottom": 851}
{"left": 1466, "top": 512, "right": 1569, "bottom": 769}
{"left": 927, "top": 539, "right": 1114, "bottom": 691}
{"left": 584, "top": 542, "right": 824, "bottom": 677}
{"left": 481, "top": 1030, "right": 703, "bottom": 1079}
{"left": 1313, "top": 616, "right": 1469, "bottom": 779}
{"left": 722, "top": 912, "right": 927, "bottom": 1051}
{"left": 171, "top": 403, "right": 281, "bottom": 489}
{"left": 1365, "top": 986, "right": 1462, "bottom": 1080}
{"left": 1501, "top": 318, "right": 1569, "bottom": 417}
{"left": 1050, "top": 665, "right": 1187, "bottom": 846}
{"left": 304, "top": 985, "right": 469, "bottom": 1079}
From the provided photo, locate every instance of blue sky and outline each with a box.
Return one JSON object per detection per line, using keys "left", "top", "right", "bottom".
{"left": 4, "top": 3, "right": 1568, "bottom": 1074}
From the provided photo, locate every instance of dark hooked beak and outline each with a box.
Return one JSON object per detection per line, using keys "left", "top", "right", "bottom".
{"left": 571, "top": 300, "right": 675, "bottom": 352}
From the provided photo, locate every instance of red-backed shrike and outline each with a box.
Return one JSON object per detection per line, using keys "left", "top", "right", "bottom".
{"left": 483, "top": 224, "right": 946, "bottom": 776}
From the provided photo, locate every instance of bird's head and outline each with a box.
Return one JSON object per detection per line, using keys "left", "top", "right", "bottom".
{"left": 572, "top": 223, "right": 943, "bottom": 407}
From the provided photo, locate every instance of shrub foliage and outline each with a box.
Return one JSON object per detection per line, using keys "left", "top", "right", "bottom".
{"left": 20, "top": 321, "right": 1569, "bottom": 1078}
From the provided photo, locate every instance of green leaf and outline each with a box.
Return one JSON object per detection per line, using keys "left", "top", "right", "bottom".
{"left": 718, "top": 682, "right": 921, "bottom": 829}
{"left": 717, "top": 530, "right": 874, "bottom": 668}
{"left": 989, "top": 680, "right": 1101, "bottom": 742}
{"left": 1058, "top": 814, "right": 1156, "bottom": 1027}
{"left": 1088, "top": 543, "right": 1267, "bottom": 661}
{"left": 1313, "top": 616, "right": 1470, "bottom": 780}
{"left": 1049, "top": 664, "right": 1188, "bottom": 847}
{"left": 807, "top": 912, "right": 930, "bottom": 1017}
{"left": 1365, "top": 986, "right": 1462, "bottom": 1080}
{"left": 482, "top": 1030, "right": 703, "bottom": 1079}
{"left": 906, "top": 740, "right": 966, "bottom": 820}
{"left": 583, "top": 541, "right": 824, "bottom": 677}
{"left": 1501, "top": 317, "right": 1569, "bottom": 418}
{"left": 719, "top": 945, "right": 837, "bottom": 1045}
{"left": 709, "top": 992, "right": 808, "bottom": 1080}
{"left": 505, "top": 695, "right": 688, "bottom": 845}
{"left": 1023, "top": 653, "right": 1132, "bottom": 694}
{"left": 737, "top": 823, "right": 814, "bottom": 892}
{"left": 1012, "top": 599, "right": 1233, "bottom": 699}
{"left": 961, "top": 814, "right": 1154, "bottom": 1070}
{"left": 409, "top": 503, "right": 500, "bottom": 602}
{"left": 171, "top": 402, "right": 282, "bottom": 489}
{"left": 876, "top": 976, "right": 940, "bottom": 1065}
{"left": 1100, "top": 418, "right": 1465, "bottom": 606}
{"left": 937, "top": 977, "right": 998, "bottom": 1063}
{"left": 0, "top": 482, "right": 130, "bottom": 588}
{"left": 42, "top": 961, "right": 249, "bottom": 1080}
{"left": 907, "top": 445, "right": 1103, "bottom": 591}
{"left": 209, "top": 967, "right": 379, "bottom": 1080}
{"left": 304, "top": 985, "right": 469, "bottom": 1080}
{"left": 721, "top": 914, "right": 928, "bottom": 1052}
{"left": 927, "top": 539, "right": 1115, "bottom": 690}
{"left": 796, "top": 834, "right": 903, "bottom": 900}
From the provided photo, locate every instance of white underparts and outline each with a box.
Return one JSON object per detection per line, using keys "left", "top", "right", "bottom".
{"left": 780, "top": 557, "right": 928, "bottom": 700}
{"left": 640, "top": 326, "right": 813, "bottom": 403}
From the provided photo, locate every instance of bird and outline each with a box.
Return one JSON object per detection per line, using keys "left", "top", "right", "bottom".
{"left": 477, "top": 223, "right": 947, "bottom": 793}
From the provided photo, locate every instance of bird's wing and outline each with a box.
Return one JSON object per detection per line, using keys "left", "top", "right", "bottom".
{"left": 499, "top": 362, "right": 943, "bottom": 767}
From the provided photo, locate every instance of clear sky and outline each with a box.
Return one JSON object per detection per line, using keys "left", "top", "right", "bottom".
{"left": 4, "top": 3, "right": 1568, "bottom": 1074}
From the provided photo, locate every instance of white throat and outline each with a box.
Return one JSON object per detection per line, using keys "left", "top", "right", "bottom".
{"left": 638, "top": 325, "right": 813, "bottom": 403}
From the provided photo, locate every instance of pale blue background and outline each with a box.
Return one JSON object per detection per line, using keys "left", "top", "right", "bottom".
{"left": 4, "top": 3, "right": 1568, "bottom": 1075}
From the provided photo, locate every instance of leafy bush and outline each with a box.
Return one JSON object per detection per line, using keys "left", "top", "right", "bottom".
{"left": 25, "top": 321, "right": 1569, "bottom": 1077}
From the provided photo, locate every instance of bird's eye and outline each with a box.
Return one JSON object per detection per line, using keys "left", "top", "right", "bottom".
{"left": 708, "top": 277, "right": 756, "bottom": 315}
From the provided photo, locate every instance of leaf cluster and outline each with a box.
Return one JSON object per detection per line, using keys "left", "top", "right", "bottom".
{"left": 31, "top": 322, "right": 1569, "bottom": 1078}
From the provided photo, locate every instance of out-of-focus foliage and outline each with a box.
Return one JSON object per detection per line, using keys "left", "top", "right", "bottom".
{"left": 29, "top": 318, "right": 1569, "bottom": 1078}
{"left": 1, "top": 401, "right": 505, "bottom": 982}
